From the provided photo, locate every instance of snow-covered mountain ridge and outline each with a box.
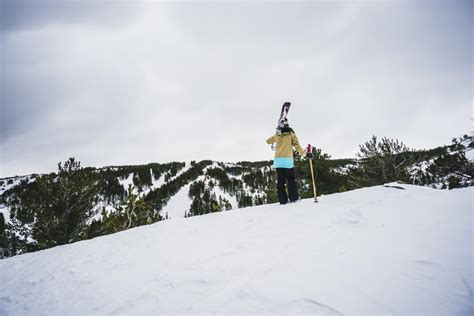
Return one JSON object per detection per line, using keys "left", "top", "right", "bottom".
{"left": 1, "top": 184, "right": 472, "bottom": 315}
{"left": 1, "top": 135, "right": 472, "bottom": 258}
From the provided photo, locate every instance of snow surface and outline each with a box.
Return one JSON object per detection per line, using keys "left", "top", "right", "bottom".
{"left": 118, "top": 173, "right": 135, "bottom": 193}
{"left": 1, "top": 184, "right": 473, "bottom": 315}
{"left": 87, "top": 198, "right": 118, "bottom": 224}
{"left": 0, "top": 176, "right": 36, "bottom": 224}
{"left": 160, "top": 175, "right": 239, "bottom": 220}
{"left": 160, "top": 162, "right": 246, "bottom": 219}
{"left": 161, "top": 182, "right": 193, "bottom": 220}
{"left": 0, "top": 176, "right": 34, "bottom": 196}
{"left": 333, "top": 164, "right": 357, "bottom": 175}
{"left": 0, "top": 204, "right": 11, "bottom": 224}
{"left": 466, "top": 147, "right": 474, "bottom": 162}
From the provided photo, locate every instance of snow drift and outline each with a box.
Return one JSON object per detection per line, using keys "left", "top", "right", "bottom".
{"left": 1, "top": 184, "right": 472, "bottom": 315}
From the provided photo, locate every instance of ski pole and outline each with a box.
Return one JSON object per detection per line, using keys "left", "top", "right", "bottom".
{"left": 307, "top": 144, "right": 318, "bottom": 203}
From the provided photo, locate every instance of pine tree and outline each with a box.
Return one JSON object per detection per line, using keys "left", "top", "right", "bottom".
{"left": 4, "top": 158, "right": 101, "bottom": 250}
{"left": 0, "top": 213, "right": 6, "bottom": 258}
{"left": 101, "top": 185, "right": 160, "bottom": 233}
{"left": 349, "top": 136, "right": 412, "bottom": 187}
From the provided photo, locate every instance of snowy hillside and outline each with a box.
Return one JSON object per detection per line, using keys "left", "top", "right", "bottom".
{"left": 409, "top": 135, "right": 473, "bottom": 189}
{"left": 0, "top": 175, "right": 35, "bottom": 196}
{"left": 1, "top": 184, "right": 472, "bottom": 315}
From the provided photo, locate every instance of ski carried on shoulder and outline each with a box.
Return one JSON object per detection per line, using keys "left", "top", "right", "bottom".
{"left": 271, "top": 102, "right": 291, "bottom": 150}
{"left": 276, "top": 102, "right": 291, "bottom": 135}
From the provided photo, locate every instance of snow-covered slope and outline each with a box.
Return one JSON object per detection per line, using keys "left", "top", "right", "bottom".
{"left": 0, "top": 175, "right": 35, "bottom": 196}
{"left": 1, "top": 184, "right": 472, "bottom": 315}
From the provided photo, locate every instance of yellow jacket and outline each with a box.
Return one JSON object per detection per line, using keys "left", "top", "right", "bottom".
{"left": 266, "top": 131, "right": 306, "bottom": 159}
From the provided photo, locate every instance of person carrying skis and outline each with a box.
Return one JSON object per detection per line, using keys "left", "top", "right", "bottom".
{"left": 266, "top": 119, "right": 311, "bottom": 204}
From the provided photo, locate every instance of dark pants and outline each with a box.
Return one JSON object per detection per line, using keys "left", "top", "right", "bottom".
{"left": 276, "top": 168, "right": 299, "bottom": 204}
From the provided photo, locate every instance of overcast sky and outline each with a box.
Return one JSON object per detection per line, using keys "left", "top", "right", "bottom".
{"left": 1, "top": 0, "right": 472, "bottom": 177}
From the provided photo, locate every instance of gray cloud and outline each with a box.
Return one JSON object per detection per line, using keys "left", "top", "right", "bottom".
{"left": 0, "top": 0, "right": 472, "bottom": 177}
{"left": 1, "top": 0, "right": 140, "bottom": 32}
